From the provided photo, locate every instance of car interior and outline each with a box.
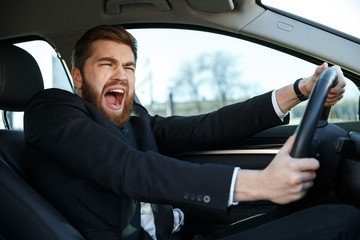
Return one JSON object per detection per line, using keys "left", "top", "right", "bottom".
{"left": 0, "top": 0, "right": 359, "bottom": 239}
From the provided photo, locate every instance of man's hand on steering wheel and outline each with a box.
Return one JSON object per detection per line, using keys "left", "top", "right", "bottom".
{"left": 300, "top": 62, "right": 346, "bottom": 106}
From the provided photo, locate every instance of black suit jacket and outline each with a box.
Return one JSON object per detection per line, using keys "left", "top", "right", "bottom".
{"left": 24, "top": 88, "right": 287, "bottom": 240}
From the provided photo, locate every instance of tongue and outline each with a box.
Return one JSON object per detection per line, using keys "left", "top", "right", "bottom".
{"left": 105, "top": 93, "right": 117, "bottom": 105}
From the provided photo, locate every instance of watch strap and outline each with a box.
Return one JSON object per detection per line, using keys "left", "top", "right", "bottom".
{"left": 294, "top": 78, "right": 308, "bottom": 101}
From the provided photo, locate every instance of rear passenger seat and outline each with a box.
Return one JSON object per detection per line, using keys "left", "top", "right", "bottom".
{"left": 0, "top": 41, "right": 84, "bottom": 239}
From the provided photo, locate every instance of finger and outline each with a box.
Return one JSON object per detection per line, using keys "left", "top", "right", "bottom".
{"left": 325, "top": 95, "right": 344, "bottom": 105}
{"left": 331, "top": 65, "right": 346, "bottom": 89}
{"left": 292, "top": 171, "right": 316, "bottom": 186}
{"left": 325, "top": 82, "right": 345, "bottom": 106}
{"left": 328, "top": 87, "right": 346, "bottom": 96}
{"left": 320, "top": 62, "right": 328, "bottom": 71}
{"left": 325, "top": 94, "right": 344, "bottom": 106}
{"left": 294, "top": 158, "right": 320, "bottom": 171}
{"left": 300, "top": 171, "right": 317, "bottom": 182}
{"left": 330, "top": 82, "right": 346, "bottom": 94}
{"left": 326, "top": 93, "right": 344, "bottom": 102}
{"left": 332, "top": 65, "right": 345, "bottom": 80}
{"left": 278, "top": 135, "right": 295, "bottom": 154}
{"left": 314, "top": 62, "right": 328, "bottom": 78}
{"left": 333, "top": 78, "right": 346, "bottom": 89}
{"left": 300, "top": 181, "right": 314, "bottom": 192}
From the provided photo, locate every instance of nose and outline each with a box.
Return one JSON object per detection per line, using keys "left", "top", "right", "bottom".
{"left": 113, "top": 66, "right": 127, "bottom": 82}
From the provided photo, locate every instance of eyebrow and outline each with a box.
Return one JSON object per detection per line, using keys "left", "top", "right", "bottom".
{"left": 97, "top": 57, "right": 136, "bottom": 67}
{"left": 97, "top": 57, "right": 118, "bottom": 63}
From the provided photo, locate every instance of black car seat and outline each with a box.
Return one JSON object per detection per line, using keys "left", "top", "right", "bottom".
{"left": 0, "top": 41, "right": 84, "bottom": 239}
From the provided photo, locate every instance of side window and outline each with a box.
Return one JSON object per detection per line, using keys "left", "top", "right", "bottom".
{"left": 0, "top": 40, "right": 73, "bottom": 130}
{"left": 129, "top": 28, "right": 359, "bottom": 124}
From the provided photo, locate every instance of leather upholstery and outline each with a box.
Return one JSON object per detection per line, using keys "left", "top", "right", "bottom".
{"left": 0, "top": 41, "right": 84, "bottom": 239}
{"left": 0, "top": 42, "right": 44, "bottom": 111}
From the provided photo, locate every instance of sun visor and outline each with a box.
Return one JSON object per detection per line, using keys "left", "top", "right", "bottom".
{"left": 187, "top": 0, "right": 234, "bottom": 13}
{"left": 105, "top": 0, "right": 171, "bottom": 14}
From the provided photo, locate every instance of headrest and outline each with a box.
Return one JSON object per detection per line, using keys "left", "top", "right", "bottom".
{"left": 0, "top": 42, "right": 44, "bottom": 111}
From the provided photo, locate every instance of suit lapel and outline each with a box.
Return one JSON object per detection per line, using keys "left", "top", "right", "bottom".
{"left": 128, "top": 104, "right": 159, "bottom": 152}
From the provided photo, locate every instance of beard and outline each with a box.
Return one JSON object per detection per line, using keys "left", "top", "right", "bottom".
{"left": 81, "top": 78, "right": 134, "bottom": 128}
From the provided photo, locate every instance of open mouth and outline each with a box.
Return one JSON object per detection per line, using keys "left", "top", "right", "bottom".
{"left": 104, "top": 87, "right": 125, "bottom": 110}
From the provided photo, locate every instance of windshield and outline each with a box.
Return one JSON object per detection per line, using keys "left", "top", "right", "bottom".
{"left": 262, "top": 0, "right": 360, "bottom": 39}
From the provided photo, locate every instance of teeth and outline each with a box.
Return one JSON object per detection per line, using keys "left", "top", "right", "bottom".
{"left": 110, "top": 89, "right": 124, "bottom": 94}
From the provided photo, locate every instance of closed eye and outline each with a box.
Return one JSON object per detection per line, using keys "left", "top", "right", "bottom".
{"left": 125, "top": 66, "right": 135, "bottom": 72}
{"left": 98, "top": 57, "right": 118, "bottom": 67}
{"left": 124, "top": 62, "right": 136, "bottom": 72}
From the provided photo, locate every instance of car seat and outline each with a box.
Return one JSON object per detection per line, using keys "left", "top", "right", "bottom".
{"left": 0, "top": 41, "right": 84, "bottom": 239}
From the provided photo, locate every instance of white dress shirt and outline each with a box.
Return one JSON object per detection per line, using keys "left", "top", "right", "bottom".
{"left": 140, "top": 202, "right": 184, "bottom": 239}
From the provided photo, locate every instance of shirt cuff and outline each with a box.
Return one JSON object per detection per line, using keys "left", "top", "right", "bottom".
{"left": 228, "top": 167, "right": 240, "bottom": 207}
{"left": 272, "top": 90, "right": 288, "bottom": 122}
{"left": 172, "top": 208, "right": 184, "bottom": 233}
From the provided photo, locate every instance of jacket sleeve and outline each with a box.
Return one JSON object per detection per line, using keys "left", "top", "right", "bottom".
{"left": 24, "top": 89, "right": 235, "bottom": 211}
{"left": 152, "top": 91, "right": 288, "bottom": 154}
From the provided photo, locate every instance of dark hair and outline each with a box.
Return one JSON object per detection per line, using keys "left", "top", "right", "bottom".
{"left": 71, "top": 25, "right": 138, "bottom": 72}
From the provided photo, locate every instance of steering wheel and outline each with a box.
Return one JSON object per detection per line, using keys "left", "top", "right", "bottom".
{"left": 278, "top": 67, "right": 345, "bottom": 216}
{"left": 291, "top": 67, "right": 338, "bottom": 158}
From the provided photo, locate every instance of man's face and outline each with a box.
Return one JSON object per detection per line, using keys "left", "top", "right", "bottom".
{"left": 73, "top": 40, "right": 136, "bottom": 128}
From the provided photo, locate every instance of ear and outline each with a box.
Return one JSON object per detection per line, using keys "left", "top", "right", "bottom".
{"left": 72, "top": 67, "right": 83, "bottom": 90}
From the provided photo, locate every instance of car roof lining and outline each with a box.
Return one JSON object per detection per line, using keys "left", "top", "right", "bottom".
{"left": 0, "top": 0, "right": 262, "bottom": 40}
